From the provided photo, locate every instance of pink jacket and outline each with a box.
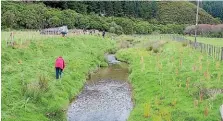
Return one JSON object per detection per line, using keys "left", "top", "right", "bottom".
{"left": 55, "top": 57, "right": 65, "bottom": 70}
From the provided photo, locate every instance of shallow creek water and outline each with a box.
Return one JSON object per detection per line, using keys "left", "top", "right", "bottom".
{"left": 67, "top": 54, "right": 133, "bottom": 121}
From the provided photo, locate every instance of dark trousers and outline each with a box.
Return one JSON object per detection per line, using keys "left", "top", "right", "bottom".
{"left": 56, "top": 67, "right": 63, "bottom": 79}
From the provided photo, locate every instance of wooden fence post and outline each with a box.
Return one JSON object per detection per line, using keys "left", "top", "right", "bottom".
{"left": 221, "top": 47, "right": 223, "bottom": 61}
{"left": 211, "top": 45, "right": 213, "bottom": 56}
{"left": 201, "top": 43, "right": 203, "bottom": 53}
{"left": 214, "top": 46, "right": 216, "bottom": 59}
{"left": 209, "top": 45, "right": 211, "bottom": 56}
{"left": 200, "top": 43, "right": 202, "bottom": 52}
{"left": 206, "top": 44, "right": 208, "bottom": 54}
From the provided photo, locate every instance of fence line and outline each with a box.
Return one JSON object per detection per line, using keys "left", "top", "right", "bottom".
{"left": 171, "top": 35, "right": 223, "bottom": 61}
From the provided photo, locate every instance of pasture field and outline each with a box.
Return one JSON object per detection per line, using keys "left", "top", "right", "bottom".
{"left": 185, "top": 36, "right": 223, "bottom": 47}
{"left": 116, "top": 38, "right": 223, "bottom": 121}
{"left": 1, "top": 31, "right": 116, "bottom": 121}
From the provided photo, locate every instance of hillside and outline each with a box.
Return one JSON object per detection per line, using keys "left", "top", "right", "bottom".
{"left": 1, "top": 1, "right": 221, "bottom": 31}
{"left": 2, "top": 1, "right": 221, "bottom": 36}
{"left": 0, "top": 2, "right": 185, "bottom": 35}
{"left": 195, "top": 1, "right": 223, "bottom": 21}
{"left": 42, "top": 1, "right": 221, "bottom": 24}
{"left": 157, "top": 1, "right": 220, "bottom": 24}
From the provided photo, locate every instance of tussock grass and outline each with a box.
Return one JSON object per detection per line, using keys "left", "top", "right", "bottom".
{"left": 1, "top": 32, "right": 116, "bottom": 121}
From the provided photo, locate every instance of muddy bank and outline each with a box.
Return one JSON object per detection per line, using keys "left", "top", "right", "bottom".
{"left": 67, "top": 55, "right": 133, "bottom": 121}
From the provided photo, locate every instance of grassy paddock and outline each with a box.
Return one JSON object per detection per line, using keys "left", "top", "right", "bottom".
{"left": 111, "top": 34, "right": 172, "bottom": 49}
{"left": 1, "top": 31, "right": 102, "bottom": 45}
{"left": 1, "top": 31, "right": 116, "bottom": 121}
{"left": 185, "top": 36, "right": 223, "bottom": 47}
{"left": 116, "top": 39, "right": 223, "bottom": 120}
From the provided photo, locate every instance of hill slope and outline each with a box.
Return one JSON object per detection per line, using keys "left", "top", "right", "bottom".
{"left": 42, "top": 1, "right": 221, "bottom": 24}
{"left": 1, "top": 1, "right": 221, "bottom": 35}
{"left": 157, "top": 1, "right": 220, "bottom": 24}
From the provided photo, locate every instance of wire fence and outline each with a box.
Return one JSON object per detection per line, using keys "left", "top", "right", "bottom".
{"left": 172, "top": 35, "right": 223, "bottom": 61}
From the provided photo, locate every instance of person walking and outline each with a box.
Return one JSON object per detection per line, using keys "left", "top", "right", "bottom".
{"left": 102, "top": 30, "right": 106, "bottom": 38}
{"left": 55, "top": 56, "right": 65, "bottom": 79}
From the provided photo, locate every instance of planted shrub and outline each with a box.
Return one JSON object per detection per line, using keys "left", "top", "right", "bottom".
{"left": 153, "top": 48, "right": 159, "bottom": 53}
{"left": 144, "top": 103, "right": 150, "bottom": 118}
{"left": 182, "top": 41, "right": 188, "bottom": 47}
{"left": 194, "top": 99, "right": 198, "bottom": 108}
{"left": 146, "top": 46, "right": 153, "bottom": 51}
{"left": 204, "top": 106, "right": 209, "bottom": 116}
{"left": 120, "top": 40, "right": 130, "bottom": 49}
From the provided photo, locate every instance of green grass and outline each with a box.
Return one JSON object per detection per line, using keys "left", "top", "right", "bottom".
{"left": 116, "top": 40, "right": 223, "bottom": 121}
{"left": 1, "top": 32, "right": 116, "bottom": 121}
{"left": 185, "top": 36, "right": 223, "bottom": 47}
{"left": 2, "top": 32, "right": 223, "bottom": 121}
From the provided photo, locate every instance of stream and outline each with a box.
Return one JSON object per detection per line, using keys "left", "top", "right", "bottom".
{"left": 67, "top": 54, "right": 133, "bottom": 121}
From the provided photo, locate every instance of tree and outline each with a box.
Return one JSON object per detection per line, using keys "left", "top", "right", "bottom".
{"left": 67, "top": 2, "right": 88, "bottom": 14}
{"left": 104, "top": 1, "right": 114, "bottom": 16}
{"left": 114, "top": 17, "right": 134, "bottom": 34}
{"left": 61, "top": 9, "right": 78, "bottom": 29}
{"left": 113, "top": 1, "right": 123, "bottom": 17}
{"left": 109, "top": 21, "right": 123, "bottom": 35}
{"left": 1, "top": 11, "right": 16, "bottom": 29}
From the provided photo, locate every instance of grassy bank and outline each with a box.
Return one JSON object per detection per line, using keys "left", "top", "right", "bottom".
{"left": 1, "top": 33, "right": 116, "bottom": 121}
{"left": 116, "top": 41, "right": 223, "bottom": 121}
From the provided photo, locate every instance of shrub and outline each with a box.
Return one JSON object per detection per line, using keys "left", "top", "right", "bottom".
{"left": 182, "top": 41, "right": 188, "bottom": 47}
{"left": 153, "top": 48, "right": 159, "bottom": 53}
{"left": 120, "top": 40, "right": 130, "bottom": 49}
{"left": 146, "top": 46, "right": 153, "bottom": 51}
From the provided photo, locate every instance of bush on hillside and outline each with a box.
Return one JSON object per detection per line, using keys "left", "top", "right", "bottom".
{"left": 2, "top": 2, "right": 187, "bottom": 34}
{"left": 108, "top": 22, "right": 123, "bottom": 35}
